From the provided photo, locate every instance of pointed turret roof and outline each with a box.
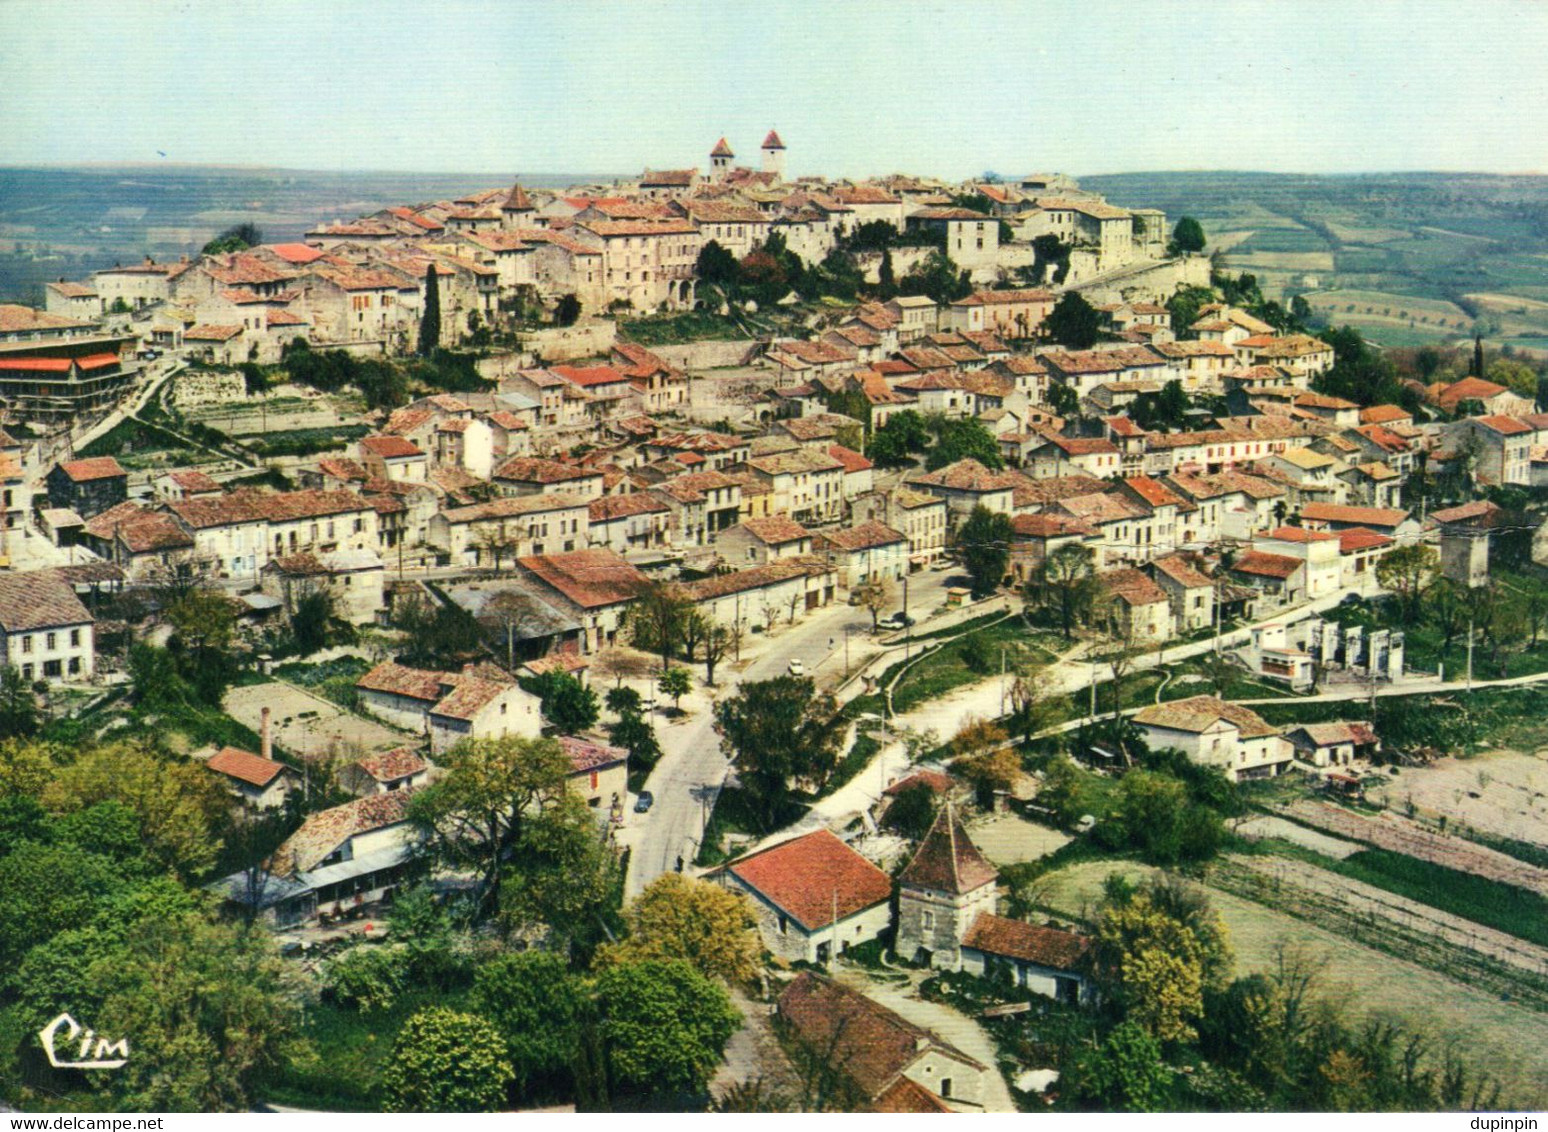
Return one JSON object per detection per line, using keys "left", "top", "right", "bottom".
{"left": 711, "top": 137, "right": 735, "bottom": 158}
{"left": 898, "top": 804, "right": 997, "bottom": 895}
{"left": 762, "top": 129, "right": 786, "bottom": 150}
{"left": 502, "top": 181, "right": 534, "bottom": 212}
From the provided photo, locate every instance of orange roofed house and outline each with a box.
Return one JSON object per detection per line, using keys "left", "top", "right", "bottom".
{"left": 721, "top": 829, "right": 893, "bottom": 964}
{"left": 776, "top": 972, "right": 989, "bottom": 1111}
{"left": 355, "top": 659, "right": 542, "bottom": 754}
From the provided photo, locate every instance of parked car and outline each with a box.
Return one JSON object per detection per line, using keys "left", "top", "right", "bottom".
{"left": 876, "top": 613, "right": 915, "bottom": 631}
{"left": 634, "top": 791, "right": 654, "bottom": 813}
{"left": 787, "top": 658, "right": 806, "bottom": 676}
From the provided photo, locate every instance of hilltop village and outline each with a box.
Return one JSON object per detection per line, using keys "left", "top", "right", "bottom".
{"left": 1, "top": 135, "right": 1546, "bottom": 1114}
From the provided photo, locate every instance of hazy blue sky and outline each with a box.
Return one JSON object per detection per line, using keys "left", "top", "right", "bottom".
{"left": 2, "top": 0, "right": 1546, "bottom": 179}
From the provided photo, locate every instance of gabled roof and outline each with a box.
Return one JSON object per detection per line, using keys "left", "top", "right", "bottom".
{"left": 728, "top": 829, "right": 891, "bottom": 930}
{"left": 777, "top": 972, "right": 983, "bottom": 1104}
{"left": 815, "top": 520, "right": 906, "bottom": 552}
{"left": 898, "top": 806, "right": 997, "bottom": 896}
{"left": 57, "top": 456, "right": 126, "bottom": 482}
{"left": 1299, "top": 502, "right": 1409, "bottom": 528}
{"left": 518, "top": 548, "right": 648, "bottom": 609}
{"left": 207, "top": 746, "right": 290, "bottom": 789}
{"left": 961, "top": 912, "right": 1091, "bottom": 972}
{"left": 0, "top": 571, "right": 94, "bottom": 632}
{"left": 353, "top": 747, "right": 427, "bottom": 783}
{"left": 1133, "top": 694, "right": 1278, "bottom": 738}
{"left": 1231, "top": 550, "right": 1304, "bottom": 580}
{"left": 271, "top": 792, "right": 413, "bottom": 877}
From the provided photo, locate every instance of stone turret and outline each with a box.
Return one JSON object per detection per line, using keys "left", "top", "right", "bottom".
{"left": 710, "top": 137, "right": 735, "bottom": 181}
{"left": 761, "top": 129, "right": 786, "bottom": 181}
{"left": 893, "top": 803, "right": 998, "bottom": 969}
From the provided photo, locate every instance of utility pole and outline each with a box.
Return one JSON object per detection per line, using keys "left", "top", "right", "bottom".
{"left": 829, "top": 886, "right": 839, "bottom": 972}
{"left": 902, "top": 573, "right": 911, "bottom": 663}
{"left": 1465, "top": 615, "right": 1475, "bottom": 693}
{"left": 999, "top": 644, "right": 1007, "bottom": 717}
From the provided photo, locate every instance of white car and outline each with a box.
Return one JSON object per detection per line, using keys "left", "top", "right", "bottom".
{"left": 787, "top": 658, "right": 806, "bottom": 676}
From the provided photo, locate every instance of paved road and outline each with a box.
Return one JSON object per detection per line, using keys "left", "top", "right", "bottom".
{"left": 623, "top": 568, "right": 963, "bottom": 896}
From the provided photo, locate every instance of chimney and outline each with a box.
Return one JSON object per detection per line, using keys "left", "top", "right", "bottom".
{"left": 261, "top": 706, "right": 272, "bottom": 761}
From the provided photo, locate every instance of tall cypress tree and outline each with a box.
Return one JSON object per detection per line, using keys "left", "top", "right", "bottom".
{"left": 418, "top": 264, "right": 441, "bottom": 357}
{"left": 1471, "top": 334, "right": 1484, "bottom": 378}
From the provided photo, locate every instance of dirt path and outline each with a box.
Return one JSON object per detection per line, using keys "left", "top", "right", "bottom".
{"left": 1276, "top": 800, "right": 1548, "bottom": 896}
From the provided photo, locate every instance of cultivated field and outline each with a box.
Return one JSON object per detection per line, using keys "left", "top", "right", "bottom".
{"left": 1365, "top": 750, "right": 1548, "bottom": 846}
{"left": 1039, "top": 859, "right": 1548, "bottom": 1108}
{"left": 1275, "top": 799, "right": 1548, "bottom": 895}
{"left": 968, "top": 812, "right": 1070, "bottom": 865}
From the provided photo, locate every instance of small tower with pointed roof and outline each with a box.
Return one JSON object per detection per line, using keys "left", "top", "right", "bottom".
{"left": 500, "top": 179, "right": 535, "bottom": 230}
{"left": 761, "top": 129, "right": 786, "bottom": 181}
{"left": 710, "top": 137, "right": 735, "bottom": 181}
{"left": 894, "top": 803, "right": 999, "bottom": 969}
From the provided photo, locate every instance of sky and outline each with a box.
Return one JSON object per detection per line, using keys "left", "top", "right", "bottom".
{"left": 2, "top": 0, "right": 1547, "bottom": 180}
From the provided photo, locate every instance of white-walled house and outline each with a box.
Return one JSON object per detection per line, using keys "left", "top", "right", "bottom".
{"left": 1132, "top": 695, "right": 1294, "bottom": 781}
{"left": 355, "top": 660, "right": 542, "bottom": 753}
{"left": 0, "top": 571, "right": 95, "bottom": 684}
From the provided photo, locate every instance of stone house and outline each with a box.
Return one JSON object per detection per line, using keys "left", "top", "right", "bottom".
{"left": 895, "top": 808, "right": 999, "bottom": 970}
{"left": 205, "top": 746, "right": 299, "bottom": 810}
{"left": 47, "top": 457, "right": 128, "bottom": 519}
{"left": 723, "top": 829, "right": 893, "bottom": 964}
{"left": 0, "top": 571, "right": 95, "bottom": 684}
{"left": 1132, "top": 695, "right": 1293, "bottom": 781}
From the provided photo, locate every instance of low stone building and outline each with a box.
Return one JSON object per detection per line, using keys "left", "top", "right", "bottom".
{"left": 722, "top": 829, "right": 892, "bottom": 964}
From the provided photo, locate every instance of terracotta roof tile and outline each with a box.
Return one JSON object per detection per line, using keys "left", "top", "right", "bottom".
{"left": 729, "top": 829, "right": 892, "bottom": 930}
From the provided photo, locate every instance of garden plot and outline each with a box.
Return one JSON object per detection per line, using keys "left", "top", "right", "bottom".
{"left": 968, "top": 812, "right": 1070, "bottom": 866}
{"left": 1228, "top": 854, "right": 1548, "bottom": 977}
{"left": 1235, "top": 815, "right": 1361, "bottom": 859}
{"left": 1285, "top": 791, "right": 1548, "bottom": 894}
{"left": 224, "top": 680, "right": 408, "bottom": 761}
{"left": 1365, "top": 751, "right": 1548, "bottom": 847}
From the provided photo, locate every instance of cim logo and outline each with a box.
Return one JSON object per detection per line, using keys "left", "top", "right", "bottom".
{"left": 38, "top": 1013, "right": 129, "bottom": 1070}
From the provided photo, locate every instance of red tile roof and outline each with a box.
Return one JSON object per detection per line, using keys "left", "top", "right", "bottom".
{"left": 898, "top": 807, "right": 997, "bottom": 895}
{"left": 207, "top": 746, "right": 289, "bottom": 789}
{"left": 58, "top": 456, "right": 126, "bottom": 482}
{"left": 728, "top": 829, "right": 892, "bottom": 930}
{"left": 1338, "top": 527, "right": 1394, "bottom": 553}
{"left": 518, "top": 548, "right": 649, "bottom": 609}
{"left": 1299, "top": 502, "right": 1408, "bottom": 528}
{"left": 360, "top": 435, "right": 425, "bottom": 459}
{"left": 558, "top": 735, "right": 628, "bottom": 775}
{"left": 961, "top": 911, "right": 1091, "bottom": 971}
{"left": 1232, "top": 550, "right": 1303, "bottom": 580}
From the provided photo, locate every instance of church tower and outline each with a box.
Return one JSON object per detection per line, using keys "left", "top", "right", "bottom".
{"left": 894, "top": 804, "right": 999, "bottom": 969}
{"left": 761, "top": 129, "right": 786, "bottom": 181}
{"left": 500, "top": 179, "right": 535, "bottom": 230}
{"left": 710, "top": 137, "right": 735, "bottom": 181}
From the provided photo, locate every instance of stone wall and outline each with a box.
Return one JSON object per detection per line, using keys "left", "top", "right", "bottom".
{"left": 651, "top": 339, "right": 762, "bottom": 370}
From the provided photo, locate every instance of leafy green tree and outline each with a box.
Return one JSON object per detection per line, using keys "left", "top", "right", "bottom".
{"left": 1168, "top": 216, "right": 1207, "bottom": 255}
{"left": 897, "top": 250, "right": 971, "bottom": 305}
{"left": 605, "top": 685, "right": 643, "bottom": 716}
{"left": 607, "top": 709, "right": 662, "bottom": 770}
{"left": 594, "top": 959, "right": 741, "bottom": 1097}
{"left": 44, "top": 741, "right": 228, "bottom": 878}
{"left": 1031, "top": 234, "right": 1072, "bottom": 286}
{"left": 883, "top": 781, "right": 937, "bottom": 839}
{"left": 626, "top": 580, "right": 693, "bottom": 670}
{"left": 498, "top": 791, "right": 623, "bottom": 955}
{"left": 1044, "top": 291, "right": 1103, "bottom": 349}
{"left": 657, "top": 665, "right": 692, "bottom": 712}
{"left": 525, "top": 669, "right": 600, "bottom": 733}
{"left": 382, "top": 1007, "right": 513, "bottom": 1113}
{"left": 1094, "top": 876, "right": 1232, "bottom": 1043}
{"left": 603, "top": 873, "right": 761, "bottom": 983}
{"left": 926, "top": 415, "right": 1003, "bottom": 470}
{"left": 418, "top": 263, "right": 441, "bottom": 357}
{"left": 1033, "top": 542, "right": 1099, "bottom": 639}
{"left": 290, "top": 587, "right": 335, "bottom": 655}
{"left": 1130, "top": 379, "right": 1191, "bottom": 432}
{"left": 866, "top": 408, "right": 931, "bottom": 467}
{"left": 201, "top": 222, "right": 262, "bottom": 255}
{"left": 696, "top": 240, "right": 739, "bottom": 289}
{"left": 409, "top": 735, "right": 573, "bottom": 922}
{"left": 1167, "top": 285, "right": 1216, "bottom": 338}
{"left": 715, "top": 677, "right": 844, "bottom": 828}
{"left": 1046, "top": 380, "right": 1080, "bottom": 418}
{"left": 323, "top": 944, "right": 407, "bottom": 1011}
{"left": 1375, "top": 542, "right": 1439, "bottom": 624}
{"left": 474, "top": 950, "right": 586, "bottom": 1096}
{"left": 0, "top": 667, "right": 38, "bottom": 739}
{"left": 955, "top": 505, "right": 1014, "bottom": 597}
{"left": 1072, "top": 1022, "right": 1174, "bottom": 1112}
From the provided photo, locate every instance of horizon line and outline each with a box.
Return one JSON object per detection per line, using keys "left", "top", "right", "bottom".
{"left": 2, "top": 162, "right": 1545, "bottom": 181}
